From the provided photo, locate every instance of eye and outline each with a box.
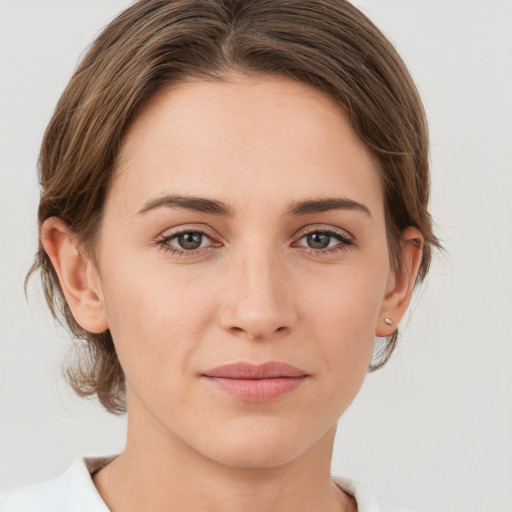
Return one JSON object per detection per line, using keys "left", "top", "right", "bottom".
{"left": 295, "top": 228, "right": 353, "bottom": 252}
{"left": 156, "top": 229, "right": 218, "bottom": 255}
{"left": 171, "top": 231, "right": 209, "bottom": 250}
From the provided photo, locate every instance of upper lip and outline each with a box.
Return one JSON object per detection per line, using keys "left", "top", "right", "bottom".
{"left": 203, "top": 362, "right": 308, "bottom": 379}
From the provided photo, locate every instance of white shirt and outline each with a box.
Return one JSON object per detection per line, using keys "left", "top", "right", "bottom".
{"left": 0, "top": 456, "right": 408, "bottom": 511}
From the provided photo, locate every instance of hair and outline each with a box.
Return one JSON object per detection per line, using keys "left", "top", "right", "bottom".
{"left": 27, "top": 0, "right": 441, "bottom": 414}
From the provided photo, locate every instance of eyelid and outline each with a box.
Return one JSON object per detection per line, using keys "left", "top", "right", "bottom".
{"left": 157, "top": 224, "right": 220, "bottom": 241}
{"left": 290, "top": 225, "right": 355, "bottom": 257}
{"left": 156, "top": 222, "right": 352, "bottom": 240}
{"left": 154, "top": 224, "right": 223, "bottom": 255}
{"left": 293, "top": 224, "right": 354, "bottom": 242}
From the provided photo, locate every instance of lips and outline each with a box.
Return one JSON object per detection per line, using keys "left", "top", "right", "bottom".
{"left": 202, "top": 362, "right": 309, "bottom": 401}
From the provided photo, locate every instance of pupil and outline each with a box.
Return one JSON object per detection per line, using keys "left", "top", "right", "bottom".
{"left": 178, "top": 232, "right": 202, "bottom": 250}
{"left": 307, "top": 232, "right": 330, "bottom": 249}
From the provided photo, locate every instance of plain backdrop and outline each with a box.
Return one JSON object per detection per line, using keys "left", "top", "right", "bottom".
{"left": 1, "top": 1, "right": 511, "bottom": 511}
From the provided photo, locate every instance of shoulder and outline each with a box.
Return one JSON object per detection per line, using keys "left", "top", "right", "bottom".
{"left": 0, "top": 456, "right": 114, "bottom": 512}
{"left": 333, "top": 476, "right": 415, "bottom": 512}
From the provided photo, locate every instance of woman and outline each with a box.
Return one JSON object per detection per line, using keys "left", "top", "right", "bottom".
{"left": 0, "top": 0, "right": 440, "bottom": 510}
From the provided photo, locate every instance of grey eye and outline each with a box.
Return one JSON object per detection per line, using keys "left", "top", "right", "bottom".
{"left": 305, "top": 232, "right": 332, "bottom": 249}
{"left": 296, "top": 229, "right": 352, "bottom": 251}
{"left": 175, "top": 232, "right": 205, "bottom": 250}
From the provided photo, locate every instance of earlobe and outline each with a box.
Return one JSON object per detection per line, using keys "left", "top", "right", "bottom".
{"left": 41, "top": 217, "right": 108, "bottom": 333}
{"left": 376, "top": 227, "right": 424, "bottom": 337}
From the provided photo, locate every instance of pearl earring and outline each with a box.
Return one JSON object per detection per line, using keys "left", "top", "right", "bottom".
{"left": 384, "top": 317, "right": 393, "bottom": 325}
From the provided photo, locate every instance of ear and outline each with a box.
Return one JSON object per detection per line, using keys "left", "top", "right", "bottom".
{"left": 376, "top": 227, "right": 424, "bottom": 337}
{"left": 41, "top": 217, "right": 108, "bottom": 333}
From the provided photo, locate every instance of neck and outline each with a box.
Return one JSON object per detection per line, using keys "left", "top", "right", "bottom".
{"left": 93, "top": 395, "right": 355, "bottom": 512}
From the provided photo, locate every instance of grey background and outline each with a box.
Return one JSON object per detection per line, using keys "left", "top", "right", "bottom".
{"left": 1, "top": 1, "right": 511, "bottom": 511}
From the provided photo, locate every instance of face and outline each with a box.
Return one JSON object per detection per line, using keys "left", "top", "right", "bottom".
{"left": 92, "top": 74, "right": 395, "bottom": 468}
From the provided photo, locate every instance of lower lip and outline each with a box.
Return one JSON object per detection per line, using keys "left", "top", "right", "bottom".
{"left": 204, "top": 376, "right": 307, "bottom": 401}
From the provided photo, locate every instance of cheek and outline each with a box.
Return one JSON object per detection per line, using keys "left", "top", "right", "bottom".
{"left": 99, "top": 257, "right": 216, "bottom": 389}
{"left": 301, "top": 260, "right": 389, "bottom": 382}
{"left": 306, "top": 263, "right": 387, "bottom": 338}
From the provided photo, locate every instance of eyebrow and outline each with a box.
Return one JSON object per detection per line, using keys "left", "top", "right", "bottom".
{"left": 137, "top": 195, "right": 235, "bottom": 216}
{"left": 137, "top": 194, "right": 371, "bottom": 218}
{"left": 288, "top": 197, "right": 372, "bottom": 217}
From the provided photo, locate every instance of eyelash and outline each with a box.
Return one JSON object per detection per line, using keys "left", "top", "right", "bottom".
{"left": 155, "top": 227, "right": 354, "bottom": 258}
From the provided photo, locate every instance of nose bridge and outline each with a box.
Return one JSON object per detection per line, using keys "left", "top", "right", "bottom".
{"left": 220, "top": 238, "right": 296, "bottom": 340}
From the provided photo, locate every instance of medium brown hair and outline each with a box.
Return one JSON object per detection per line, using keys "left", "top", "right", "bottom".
{"left": 28, "top": 0, "right": 441, "bottom": 414}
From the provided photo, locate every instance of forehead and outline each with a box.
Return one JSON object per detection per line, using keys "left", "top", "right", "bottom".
{"left": 111, "top": 74, "right": 384, "bottom": 219}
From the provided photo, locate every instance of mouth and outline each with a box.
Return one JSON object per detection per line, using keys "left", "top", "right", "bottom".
{"left": 201, "top": 362, "right": 310, "bottom": 402}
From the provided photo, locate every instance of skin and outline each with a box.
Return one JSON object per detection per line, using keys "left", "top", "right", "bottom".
{"left": 42, "top": 74, "right": 423, "bottom": 512}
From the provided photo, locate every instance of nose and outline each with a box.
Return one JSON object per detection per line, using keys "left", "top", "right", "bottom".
{"left": 218, "top": 244, "right": 297, "bottom": 341}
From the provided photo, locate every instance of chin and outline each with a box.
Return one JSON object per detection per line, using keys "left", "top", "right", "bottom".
{"left": 192, "top": 418, "right": 330, "bottom": 470}
{"left": 205, "top": 440, "right": 302, "bottom": 469}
